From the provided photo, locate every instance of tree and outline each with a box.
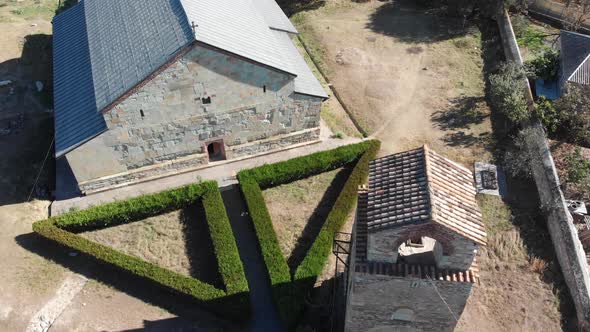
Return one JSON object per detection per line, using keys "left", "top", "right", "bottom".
{"left": 554, "top": 84, "right": 590, "bottom": 147}
{"left": 489, "top": 62, "right": 530, "bottom": 124}
{"left": 563, "top": 0, "right": 590, "bottom": 32}
{"left": 525, "top": 49, "right": 560, "bottom": 81}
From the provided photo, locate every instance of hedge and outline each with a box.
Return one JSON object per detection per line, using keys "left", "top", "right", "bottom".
{"left": 237, "top": 140, "right": 380, "bottom": 327}
{"left": 33, "top": 181, "right": 249, "bottom": 320}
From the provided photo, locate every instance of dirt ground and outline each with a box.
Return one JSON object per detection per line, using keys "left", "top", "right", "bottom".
{"left": 263, "top": 168, "right": 351, "bottom": 271}
{"left": 295, "top": 0, "right": 567, "bottom": 330}
{"left": 295, "top": 0, "right": 493, "bottom": 166}
{"left": 81, "top": 203, "right": 223, "bottom": 288}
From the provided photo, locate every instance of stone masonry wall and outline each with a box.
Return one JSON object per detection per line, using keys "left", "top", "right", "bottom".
{"left": 67, "top": 43, "right": 322, "bottom": 186}
{"left": 345, "top": 273, "right": 472, "bottom": 332}
{"left": 367, "top": 223, "right": 478, "bottom": 271}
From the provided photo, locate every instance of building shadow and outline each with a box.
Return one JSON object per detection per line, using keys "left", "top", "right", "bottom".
{"left": 287, "top": 166, "right": 353, "bottom": 274}
{"left": 366, "top": 0, "right": 472, "bottom": 43}
{"left": 0, "top": 33, "right": 55, "bottom": 206}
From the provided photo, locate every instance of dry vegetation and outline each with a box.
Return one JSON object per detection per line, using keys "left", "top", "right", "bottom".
{"left": 457, "top": 195, "right": 562, "bottom": 332}
{"left": 292, "top": 0, "right": 493, "bottom": 165}
{"left": 262, "top": 168, "right": 350, "bottom": 271}
{"left": 80, "top": 203, "right": 223, "bottom": 288}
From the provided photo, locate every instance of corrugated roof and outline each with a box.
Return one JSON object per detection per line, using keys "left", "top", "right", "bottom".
{"left": 53, "top": 0, "right": 193, "bottom": 157}
{"left": 362, "top": 146, "right": 486, "bottom": 245}
{"left": 560, "top": 30, "right": 590, "bottom": 85}
{"left": 181, "top": 0, "right": 296, "bottom": 75}
{"left": 252, "top": 0, "right": 298, "bottom": 33}
{"left": 54, "top": 0, "right": 325, "bottom": 156}
{"left": 271, "top": 30, "right": 328, "bottom": 98}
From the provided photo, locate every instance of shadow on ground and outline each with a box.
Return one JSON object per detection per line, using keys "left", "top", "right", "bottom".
{"left": 15, "top": 232, "right": 239, "bottom": 331}
{"left": 479, "top": 18, "right": 578, "bottom": 331}
{"left": 180, "top": 202, "right": 226, "bottom": 289}
{"left": 366, "top": 0, "right": 473, "bottom": 43}
{"left": 0, "top": 33, "right": 54, "bottom": 206}
{"left": 287, "top": 166, "right": 353, "bottom": 274}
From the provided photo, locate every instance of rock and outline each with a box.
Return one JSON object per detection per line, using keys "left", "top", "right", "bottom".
{"left": 31, "top": 23, "right": 37, "bottom": 27}
{"left": 422, "top": 67, "right": 428, "bottom": 71}
{"left": 0, "top": 80, "right": 12, "bottom": 87}
{"left": 35, "top": 81, "right": 44, "bottom": 92}
{"left": 69, "top": 252, "right": 78, "bottom": 257}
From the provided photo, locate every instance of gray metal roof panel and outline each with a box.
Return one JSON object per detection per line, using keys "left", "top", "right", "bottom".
{"left": 271, "top": 30, "right": 328, "bottom": 98}
{"left": 53, "top": 0, "right": 193, "bottom": 157}
{"left": 53, "top": 4, "right": 106, "bottom": 157}
{"left": 181, "top": 0, "right": 297, "bottom": 75}
{"left": 253, "top": 0, "right": 298, "bottom": 33}
{"left": 560, "top": 30, "right": 590, "bottom": 85}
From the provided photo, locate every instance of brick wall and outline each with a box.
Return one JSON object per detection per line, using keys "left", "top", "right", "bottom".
{"left": 66, "top": 43, "right": 322, "bottom": 189}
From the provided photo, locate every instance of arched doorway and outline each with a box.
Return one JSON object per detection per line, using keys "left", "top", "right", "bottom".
{"left": 206, "top": 140, "right": 226, "bottom": 162}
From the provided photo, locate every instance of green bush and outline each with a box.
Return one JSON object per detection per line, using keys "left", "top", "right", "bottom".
{"left": 565, "top": 148, "right": 590, "bottom": 185}
{"left": 237, "top": 140, "right": 381, "bottom": 327}
{"left": 553, "top": 84, "right": 590, "bottom": 148}
{"left": 33, "top": 181, "right": 249, "bottom": 320}
{"left": 489, "top": 62, "right": 530, "bottom": 124}
{"left": 535, "top": 96, "right": 560, "bottom": 134}
{"left": 525, "top": 50, "right": 560, "bottom": 81}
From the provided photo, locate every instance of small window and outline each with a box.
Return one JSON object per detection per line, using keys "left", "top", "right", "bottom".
{"left": 263, "top": 85, "right": 267, "bottom": 93}
{"left": 202, "top": 96, "right": 211, "bottom": 104}
{"left": 140, "top": 109, "right": 145, "bottom": 117}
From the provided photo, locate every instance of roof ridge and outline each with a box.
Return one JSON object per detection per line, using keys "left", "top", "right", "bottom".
{"left": 423, "top": 144, "right": 436, "bottom": 225}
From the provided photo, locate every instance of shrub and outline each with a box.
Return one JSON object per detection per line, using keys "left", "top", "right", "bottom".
{"left": 565, "top": 147, "right": 590, "bottom": 185}
{"left": 502, "top": 127, "right": 535, "bottom": 178}
{"left": 237, "top": 140, "right": 381, "bottom": 327}
{"left": 535, "top": 96, "right": 560, "bottom": 134}
{"left": 553, "top": 84, "right": 590, "bottom": 147}
{"left": 489, "top": 62, "right": 530, "bottom": 124}
{"left": 525, "top": 50, "right": 560, "bottom": 81}
{"left": 33, "top": 181, "right": 249, "bottom": 320}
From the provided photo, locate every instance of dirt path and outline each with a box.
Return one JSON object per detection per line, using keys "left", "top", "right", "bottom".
{"left": 300, "top": 1, "right": 492, "bottom": 165}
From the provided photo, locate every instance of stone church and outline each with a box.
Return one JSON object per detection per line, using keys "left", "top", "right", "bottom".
{"left": 53, "top": 0, "right": 327, "bottom": 194}
{"left": 344, "top": 146, "right": 487, "bottom": 332}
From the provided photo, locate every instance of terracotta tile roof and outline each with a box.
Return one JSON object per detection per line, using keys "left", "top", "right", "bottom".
{"left": 364, "top": 146, "right": 486, "bottom": 245}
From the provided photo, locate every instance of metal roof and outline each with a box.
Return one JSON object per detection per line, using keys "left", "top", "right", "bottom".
{"left": 362, "top": 146, "right": 486, "bottom": 245}
{"left": 252, "top": 0, "right": 298, "bottom": 33}
{"left": 181, "top": 0, "right": 297, "bottom": 75}
{"left": 271, "top": 30, "right": 328, "bottom": 98}
{"left": 560, "top": 30, "right": 590, "bottom": 85}
{"left": 54, "top": 0, "right": 325, "bottom": 157}
{"left": 53, "top": 0, "right": 193, "bottom": 157}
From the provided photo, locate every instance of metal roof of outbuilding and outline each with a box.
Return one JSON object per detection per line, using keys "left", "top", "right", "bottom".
{"left": 560, "top": 30, "right": 590, "bottom": 85}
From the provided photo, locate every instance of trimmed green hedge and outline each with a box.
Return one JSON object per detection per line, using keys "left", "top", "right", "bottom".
{"left": 33, "top": 181, "right": 249, "bottom": 320}
{"left": 237, "top": 140, "right": 380, "bottom": 327}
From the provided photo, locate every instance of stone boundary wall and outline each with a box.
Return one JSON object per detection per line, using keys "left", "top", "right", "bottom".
{"left": 528, "top": 0, "right": 590, "bottom": 34}
{"left": 497, "top": 10, "right": 590, "bottom": 329}
{"left": 78, "top": 128, "right": 319, "bottom": 194}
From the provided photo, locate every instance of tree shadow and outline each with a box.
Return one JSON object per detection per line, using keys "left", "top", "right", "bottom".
{"left": 180, "top": 202, "right": 225, "bottom": 290}
{"left": 287, "top": 166, "right": 354, "bottom": 274}
{"left": 276, "top": 0, "right": 326, "bottom": 16}
{"left": 478, "top": 17, "right": 578, "bottom": 331}
{"left": 443, "top": 131, "right": 486, "bottom": 147}
{"left": 366, "top": 0, "right": 473, "bottom": 43}
{"left": 431, "top": 96, "right": 488, "bottom": 131}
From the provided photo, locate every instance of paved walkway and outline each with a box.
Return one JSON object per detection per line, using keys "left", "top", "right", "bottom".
{"left": 221, "top": 185, "right": 285, "bottom": 332}
{"left": 51, "top": 135, "right": 361, "bottom": 215}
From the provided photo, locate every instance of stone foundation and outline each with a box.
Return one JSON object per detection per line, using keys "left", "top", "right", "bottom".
{"left": 78, "top": 128, "right": 319, "bottom": 194}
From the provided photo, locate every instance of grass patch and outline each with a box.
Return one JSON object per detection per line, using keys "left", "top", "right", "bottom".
{"left": 33, "top": 181, "right": 249, "bottom": 320}
{"left": 237, "top": 140, "right": 380, "bottom": 327}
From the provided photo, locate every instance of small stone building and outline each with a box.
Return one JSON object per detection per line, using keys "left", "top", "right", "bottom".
{"left": 53, "top": 0, "right": 327, "bottom": 194}
{"left": 344, "top": 146, "right": 487, "bottom": 332}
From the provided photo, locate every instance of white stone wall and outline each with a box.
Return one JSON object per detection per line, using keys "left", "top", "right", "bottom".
{"left": 66, "top": 43, "right": 322, "bottom": 186}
